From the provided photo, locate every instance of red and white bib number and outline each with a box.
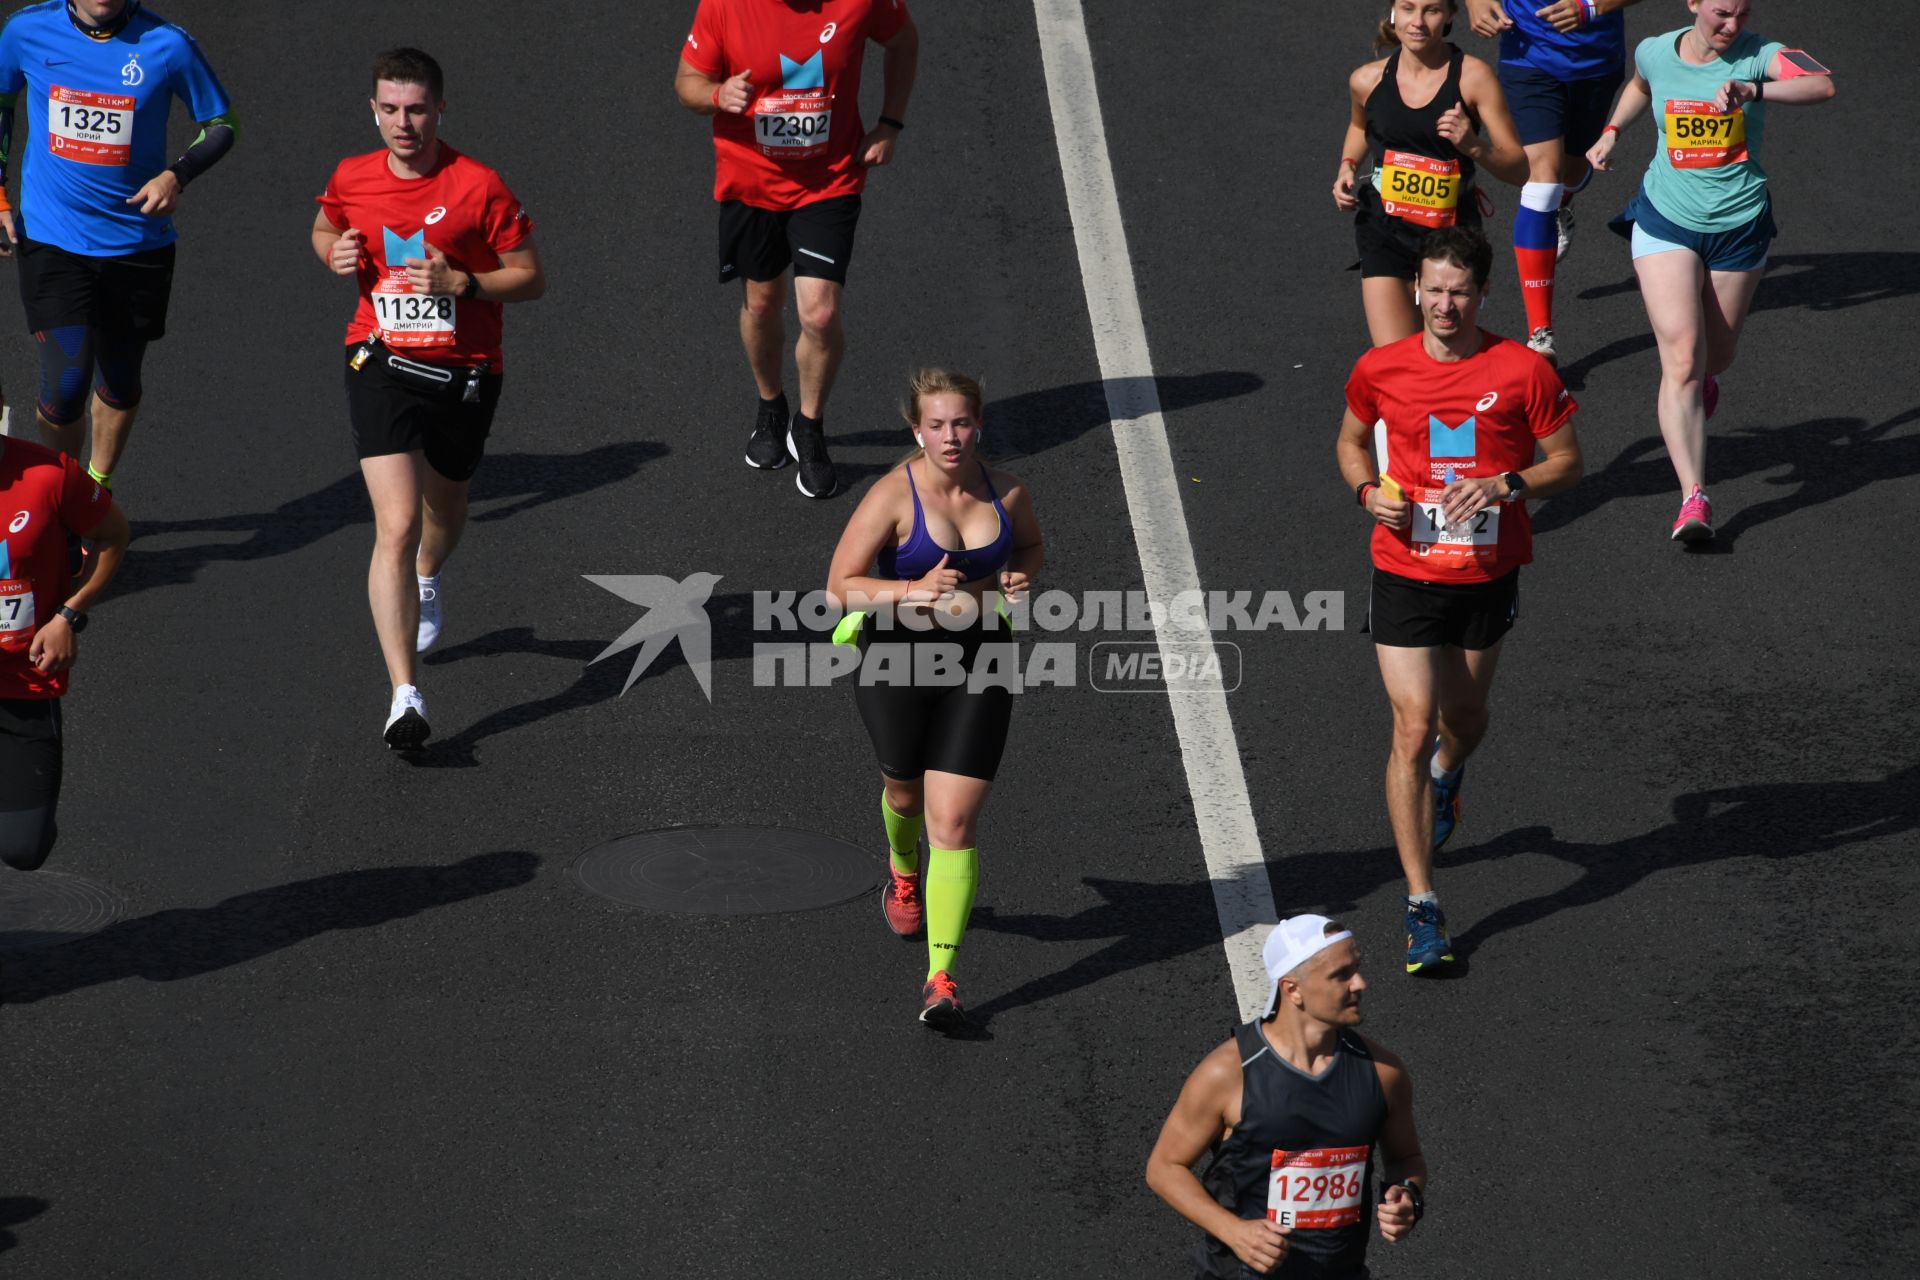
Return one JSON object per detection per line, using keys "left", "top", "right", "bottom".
{"left": 1379, "top": 150, "right": 1462, "bottom": 228}
{"left": 1412, "top": 488, "right": 1500, "bottom": 556}
{"left": 1664, "top": 99, "right": 1748, "bottom": 169}
{"left": 0, "top": 579, "right": 37, "bottom": 655}
{"left": 48, "top": 86, "right": 135, "bottom": 167}
{"left": 372, "top": 274, "right": 457, "bottom": 349}
{"left": 1267, "top": 1145, "right": 1369, "bottom": 1230}
{"left": 754, "top": 90, "right": 832, "bottom": 159}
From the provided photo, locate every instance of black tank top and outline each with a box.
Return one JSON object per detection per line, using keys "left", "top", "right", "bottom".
{"left": 1364, "top": 45, "right": 1478, "bottom": 191}
{"left": 1194, "top": 1022, "right": 1389, "bottom": 1279}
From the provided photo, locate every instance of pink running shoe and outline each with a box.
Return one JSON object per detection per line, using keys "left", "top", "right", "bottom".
{"left": 1703, "top": 376, "right": 1720, "bottom": 421}
{"left": 1671, "top": 487, "right": 1714, "bottom": 542}
{"left": 881, "top": 865, "right": 924, "bottom": 937}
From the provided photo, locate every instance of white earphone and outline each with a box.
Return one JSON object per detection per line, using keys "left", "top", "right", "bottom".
{"left": 914, "top": 435, "right": 924, "bottom": 448}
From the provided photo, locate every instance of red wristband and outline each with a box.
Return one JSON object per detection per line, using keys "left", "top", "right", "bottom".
{"left": 1340, "top": 156, "right": 1359, "bottom": 169}
{"left": 711, "top": 86, "right": 721, "bottom": 109}
{"left": 1602, "top": 124, "right": 1620, "bottom": 135}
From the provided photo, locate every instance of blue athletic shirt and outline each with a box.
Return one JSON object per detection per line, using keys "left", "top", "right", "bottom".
{"left": 0, "top": 2, "right": 230, "bottom": 256}
{"left": 1499, "top": 0, "right": 1626, "bottom": 81}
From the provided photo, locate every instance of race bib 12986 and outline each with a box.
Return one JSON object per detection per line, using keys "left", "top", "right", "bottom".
{"left": 1267, "top": 1146, "right": 1369, "bottom": 1230}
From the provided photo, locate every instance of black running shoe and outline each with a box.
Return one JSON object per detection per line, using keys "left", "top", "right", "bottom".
{"left": 787, "top": 414, "right": 837, "bottom": 499}
{"left": 745, "top": 394, "right": 790, "bottom": 470}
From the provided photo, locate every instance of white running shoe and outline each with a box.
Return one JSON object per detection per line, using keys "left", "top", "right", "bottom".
{"left": 1556, "top": 201, "right": 1575, "bottom": 261}
{"left": 1527, "top": 326, "right": 1558, "bottom": 366}
{"left": 384, "top": 684, "right": 430, "bottom": 750}
{"left": 416, "top": 575, "right": 442, "bottom": 653}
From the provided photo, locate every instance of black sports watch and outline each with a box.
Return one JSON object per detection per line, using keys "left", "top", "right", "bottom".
{"left": 56, "top": 605, "right": 87, "bottom": 632}
{"left": 459, "top": 271, "right": 481, "bottom": 300}
{"left": 1501, "top": 470, "right": 1528, "bottom": 502}
{"left": 1389, "top": 1179, "right": 1424, "bottom": 1221}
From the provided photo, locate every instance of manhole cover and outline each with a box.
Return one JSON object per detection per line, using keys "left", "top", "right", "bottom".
{"left": 0, "top": 870, "right": 123, "bottom": 955}
{"left": 570, "top": 826, "right": 878, "bottom": 916}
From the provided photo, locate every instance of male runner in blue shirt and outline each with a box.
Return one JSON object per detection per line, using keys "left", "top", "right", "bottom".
{"left": 0, "top": 0, "right": 235, "bottom": 491}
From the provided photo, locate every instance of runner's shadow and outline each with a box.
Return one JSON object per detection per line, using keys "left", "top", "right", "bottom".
{"left": 0, "top": 851, "right": 539, "bottom": 1004}
{"left": 1444, "top": 765, "right": 1918, "bottom": 954}
{"left": 0, "top": 1197, "right": 48, "bottom": 1255}
{"left": 408, "top": 592, "right": 781, "bottom": 767}
{"left": 829, "top": 372, "right": 1266, "bottom": 487}
{"left": 1561, "top": 252, "right": 1920, "bottom": 388}
{"left": 966, "top": 861, "right": 1274, "bottom": 1026}
{"left": 1530, "top": 405, "right": 1920, "bottom": 541}
{"left": 111, "top": 442, "right": 668, "bottom": 599}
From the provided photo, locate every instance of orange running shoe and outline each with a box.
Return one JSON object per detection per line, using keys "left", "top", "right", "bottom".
{"left": 919, "top": 971, "right": 965, "bottom": 1031}
{"left": 882, "top": 864, "right": 923, "bottom": 937}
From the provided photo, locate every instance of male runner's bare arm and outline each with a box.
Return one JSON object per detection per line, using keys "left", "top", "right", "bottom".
{"left": 1339, "top": 408, "right": 1412, "bottom": 531}
{"left": 1370, "top": 1043, "right": 1428, "bottom": 1245}
{"left": 1146, "top": 1041, "right": 1294, "bottom": 1276}
{"left": 862, "top": 16, "right": 919, "bottom": 167}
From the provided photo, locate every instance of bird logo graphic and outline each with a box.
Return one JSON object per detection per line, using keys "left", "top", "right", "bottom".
{"left": 584, "top": 572, "right": 723, "bottom": 699}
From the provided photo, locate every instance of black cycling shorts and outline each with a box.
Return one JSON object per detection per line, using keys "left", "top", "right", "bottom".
{"left": 16, "top": 233, "right": 176, "bottom": 339}
{"left": 0, "top": 697, "right": 63, "bottom": 871}
{"left": 1368, "top": 567, "right": 1518, "bottom": 651}
{"left": 344, "top": 342, "right": 503, "bottom": 483}
{"left": 852, "top": 618, "right": 1015, "bottom": 782}
{"left": 1353, "top": 184, "right": 1484, "bottom": 280}
{"left": 718, "top": 193, "right": 861, "bottom": 285}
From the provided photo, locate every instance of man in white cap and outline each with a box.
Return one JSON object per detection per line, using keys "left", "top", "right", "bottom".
{"left": 1145, "top": 915, "right": 1428, "bottom": 1277}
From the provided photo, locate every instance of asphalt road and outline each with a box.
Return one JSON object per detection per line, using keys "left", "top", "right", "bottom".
{"left": 1, "top": 2, "right": 1914, "bottom": 1276}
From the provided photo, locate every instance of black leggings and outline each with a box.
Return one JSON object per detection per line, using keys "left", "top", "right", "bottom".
{"left": 853, "top": 621, "right": 1015, "bottom": 782}
{"left": 0, "top": 697, "right": 62, "bottom": 871}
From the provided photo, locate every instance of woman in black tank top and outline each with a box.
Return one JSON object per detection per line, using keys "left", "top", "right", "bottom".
{"left": 1332, "top": 0, "right": 1527, "bottom": 346}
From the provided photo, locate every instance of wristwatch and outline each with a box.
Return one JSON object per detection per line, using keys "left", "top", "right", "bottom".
{"left": 1501, "top": 471, "right": 1528, "bottom": 502}
{"left": 459, "top": 271, "right": 481, "bottom": 300}
{"left": 1390, "top": 1179, "right": 1424, "bottom": 1221}
{"left": 56, "top": 605, "right": 87, "bottom": 632}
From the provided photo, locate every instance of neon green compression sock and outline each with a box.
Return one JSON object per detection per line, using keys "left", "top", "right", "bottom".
{"left": 924, "top": 845, "right": 979, "bottom": 979}
{"left": 881, "top": 791, "right": 922, "bottom": 876}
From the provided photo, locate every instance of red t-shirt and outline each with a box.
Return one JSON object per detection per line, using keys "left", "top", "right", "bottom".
{"left": 316, "top": 145, "right": 535, "bottom": 368}
{"left": 683, "top": 0, "right": 910, "bottom": 210}
{"left": 1345, "top": 331, "right": 1576, "bottom": 583}
{"left": 0, "top": 439, "right": 114, "bottom": 698}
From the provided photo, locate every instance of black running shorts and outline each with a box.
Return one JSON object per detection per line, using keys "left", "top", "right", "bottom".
{"left": 718, "top": 193, "right": 861, "bottom": 285}
{"left": 1353, "top": 184, "right": 1484, "bottom": 281}
{"left": 16, "top": 233, "right": 176, "bottom": 338}
{"left": 0, "top": 697, "right": 63, "bottom": 871}
{"left": 1368, "top": 567, "right": 1518, "bottom": 650}
{"left": 852, "top": 618, "right": 1015, "bottom": 782}
{"left": 344, "top": 342, "right": 503, "bottom": 483}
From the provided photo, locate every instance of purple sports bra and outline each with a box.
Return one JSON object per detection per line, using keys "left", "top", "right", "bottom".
{"left": 877, "top": 462, "right": 1015, "bottom": 583}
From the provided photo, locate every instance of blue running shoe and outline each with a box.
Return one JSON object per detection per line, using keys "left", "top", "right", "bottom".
{"left": 1405, "top": 900, "right": 1455, "bottom": 974}
{"left": 1432, "top": 764, "right": 1464, "bottom": 852}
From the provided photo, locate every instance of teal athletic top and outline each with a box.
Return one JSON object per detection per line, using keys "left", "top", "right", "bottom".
{"left": 1634, "top": 27, "right": 1785, "bottom": 233}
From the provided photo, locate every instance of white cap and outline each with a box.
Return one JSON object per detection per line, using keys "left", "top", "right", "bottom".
{"left": 1261, "top": 914, "right": 1354, "bottom": 1016}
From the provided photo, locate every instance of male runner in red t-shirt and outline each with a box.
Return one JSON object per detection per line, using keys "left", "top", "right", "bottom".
{"left": 675, "top": 0, "right": 919, "bottom": 500}
{"left": 0, "top": 435, "right": 129, "bottom": 875}
{"left": 309, "top": 48, "right": 546, "bottom": 750}
{"left": 1336, "top": 226, "right": 1583, "bottom": 975}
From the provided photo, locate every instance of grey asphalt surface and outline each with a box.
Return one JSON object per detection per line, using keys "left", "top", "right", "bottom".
{"left": 1, "top": 2, "right": 1914, "bottom": 1276}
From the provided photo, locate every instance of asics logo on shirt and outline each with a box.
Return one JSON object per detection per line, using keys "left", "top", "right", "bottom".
{"left": 425, "top": 206, "right": 448, "bottom": 225}
{"left": 1475, "top": 391, "right": 1499, "bottom": 412}
{"left": 8, "top": 511, "right": 28, "bottom": 534}
{"left": 820, "top": 22, "right": 838, "bottom": 43}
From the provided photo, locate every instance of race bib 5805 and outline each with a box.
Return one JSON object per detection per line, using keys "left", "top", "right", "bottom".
{"left": 1267, "top": 1146, "right": 1369, "bottom": 1230}
{"left": 1664, "top": 99, "right": 1747, "bottom": 169}
{"left": 1379, "top": 150, "right": 1461, "bottom": 227}
{"left": 48, "top": 86, "right": 135, "bottom": 167}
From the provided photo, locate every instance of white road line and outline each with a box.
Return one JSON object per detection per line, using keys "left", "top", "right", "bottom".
{"left": 1033, "top": 0, "right": 1279, "bottom": 1020}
